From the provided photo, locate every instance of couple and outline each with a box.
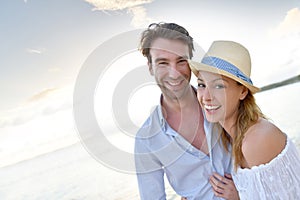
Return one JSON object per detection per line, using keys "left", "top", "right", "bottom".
{"left": 134, "top": 22, "right": 300, "bottom": 199}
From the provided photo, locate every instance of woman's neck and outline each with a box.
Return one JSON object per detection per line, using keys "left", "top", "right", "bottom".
{"left": 220, "top": 118, "right": 237, "bottom": 140}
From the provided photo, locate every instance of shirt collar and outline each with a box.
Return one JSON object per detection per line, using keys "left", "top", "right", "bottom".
{"left": 157, "top": 95, "right": 167, "bottom": 132}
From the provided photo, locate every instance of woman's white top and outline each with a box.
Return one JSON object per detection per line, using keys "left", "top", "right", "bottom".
{"left": 232, "top": 138, "right": 300, "bottom": 200}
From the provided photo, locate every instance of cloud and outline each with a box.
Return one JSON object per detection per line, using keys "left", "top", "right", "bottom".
{"left": 26, "top": 48, "right": 46, "bottom": 54}
{"left": 84, "top": 0, "right": 154, "bottom": 28}
{"left": 0, "top": 86, "right": 73, "bottom": 128}
{"left": 127, "top": 6, "right": 152, "bottom": 28}
{"left": 258, "top": 7, "right": 300, "bottom": 86}
{"left": 84, "top": 0, "right": 153, "bottom": 11}
{"left": 269, "top": 7, "right": 300, "bottom": 38}
{"left": 26, "top": 88, "right": 59, "bottom": 103}
{"left": 48, "top": 67, "right": 62, "bottom": 73}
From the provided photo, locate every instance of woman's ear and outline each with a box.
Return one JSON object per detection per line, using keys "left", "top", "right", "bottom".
{"left": 148, "top": 61, "right": 154, "bottom": 76}
{"left": 239, "top": 86, "right": 249, "bottom": 100}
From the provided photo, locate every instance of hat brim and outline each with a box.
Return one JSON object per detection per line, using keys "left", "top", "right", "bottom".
{"left": 188, "top": 60, "right": 260, "bottom": 94}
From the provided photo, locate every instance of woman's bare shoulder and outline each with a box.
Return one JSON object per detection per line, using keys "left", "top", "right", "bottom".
{"left": 241, "top": 118, "right": 286, "bottom": 168}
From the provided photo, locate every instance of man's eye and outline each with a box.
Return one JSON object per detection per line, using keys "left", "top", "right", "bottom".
{"left": 178, "top": 59, "right": 187, "bottom": 64}
{"left": 158, "top": 62, "right": 168, "bottom": 66}
{"left": 197, "top": 83, "right": 205, "bottom": 88}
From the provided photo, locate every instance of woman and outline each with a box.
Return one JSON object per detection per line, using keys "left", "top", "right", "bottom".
{"left": 188, "top": 40, "right": 300, "bottom": 199}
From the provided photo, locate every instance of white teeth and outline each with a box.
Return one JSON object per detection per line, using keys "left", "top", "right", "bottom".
{"left": 168, "top": 81, "right": 181, "bottom": 86}
{"left": 204, "top": 105, "right": 220, "bottom": 110}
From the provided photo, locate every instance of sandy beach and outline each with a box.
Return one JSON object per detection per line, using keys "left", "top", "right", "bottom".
{"left": 0, "top": 142, "right": 182, "bottom": 200}
{"left": 0, "top": 136, "right": 299, "bottom": 200}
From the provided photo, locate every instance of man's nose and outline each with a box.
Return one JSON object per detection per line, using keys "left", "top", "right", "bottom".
{"left": 168, "top": 64, "right": 181, "bottom": 79}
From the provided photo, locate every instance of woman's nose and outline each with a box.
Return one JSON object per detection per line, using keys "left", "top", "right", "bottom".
{"left": 198, "top": 87, "right": 213, "bottom": 102}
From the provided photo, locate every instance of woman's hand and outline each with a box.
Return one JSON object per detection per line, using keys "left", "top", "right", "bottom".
{"left": 209, "top": 173, "right": 239, "bottom": 200}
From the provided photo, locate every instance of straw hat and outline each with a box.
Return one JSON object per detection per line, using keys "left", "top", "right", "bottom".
{"left": 189, "top": 40, "right": 259, "bottom": 93}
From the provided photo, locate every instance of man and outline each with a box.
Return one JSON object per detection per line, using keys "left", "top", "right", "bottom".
{"left": 134, "top": 22, "right": 238, "bottom": 199}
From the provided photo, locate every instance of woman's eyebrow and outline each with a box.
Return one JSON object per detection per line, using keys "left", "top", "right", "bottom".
{"left": 197, "top": 77, "right": 228, "bottom": 83}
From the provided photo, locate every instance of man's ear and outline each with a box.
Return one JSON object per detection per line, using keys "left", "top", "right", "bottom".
{"left": 240, "top": 86, "right": 249, "bottom": 100}
{"left": 148, "top": 61, "right": 154, "bottom": 76}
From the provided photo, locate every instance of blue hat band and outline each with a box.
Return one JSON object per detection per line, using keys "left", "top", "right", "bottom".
{"left": 201, "top": 56, "right": 253, "bottom": 85}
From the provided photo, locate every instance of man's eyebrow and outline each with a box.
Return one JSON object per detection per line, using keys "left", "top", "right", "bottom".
{"left": 154, "top": 56, "right": 187, "bottom": 62}
{"left": 178, "top": 56, "right": 188, "bottom": 60}
{"left": 154, "top": 58, "right": 168, "bottom": 63}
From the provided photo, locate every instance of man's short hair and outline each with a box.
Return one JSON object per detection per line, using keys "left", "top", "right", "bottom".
{"left": 139, "top": 22, "right": 194, "bottom": 64}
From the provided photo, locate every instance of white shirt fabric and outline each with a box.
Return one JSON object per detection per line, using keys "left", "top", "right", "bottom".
{"left": 232, "top": 137, "right": 300, "bottom": 200}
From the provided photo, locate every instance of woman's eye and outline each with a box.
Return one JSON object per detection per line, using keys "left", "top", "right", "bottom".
{"left": 215, "top": 84, "right": 225, "bottom": 89}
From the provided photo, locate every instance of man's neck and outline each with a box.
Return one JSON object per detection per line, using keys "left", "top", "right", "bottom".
{"left": 161, "top": 86, "right": 196, "bottom": 115}
{"left": 161, "top": 86, "right": 207, "bottom": 153}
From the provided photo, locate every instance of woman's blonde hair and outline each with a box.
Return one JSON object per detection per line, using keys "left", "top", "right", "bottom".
{"left": 220, "top": 90, "right": 265, "bottom": 171}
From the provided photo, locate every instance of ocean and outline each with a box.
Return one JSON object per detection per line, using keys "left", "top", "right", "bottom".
{"left": 0, "top": 83, "right": 299, "bottom": 200}
{"left": 255, "top": 82, "right": 300, "bottom": 145}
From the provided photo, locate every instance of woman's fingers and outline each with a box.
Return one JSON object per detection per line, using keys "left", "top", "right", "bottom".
{"left": 225, "top": 173, "right": 232, "bottom": 179}
{"left": 210, "top": 173, "right": 225, "bottom": 194}
{"left": 210, "top": 173, "right": 240, "bottom": 200}
{"left": 212, "top": 172, "right": 231, "bottom": 184}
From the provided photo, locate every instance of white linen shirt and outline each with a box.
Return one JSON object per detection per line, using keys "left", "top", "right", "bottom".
{"left": 134, "top": 104, "right": 232, "bottom": 200}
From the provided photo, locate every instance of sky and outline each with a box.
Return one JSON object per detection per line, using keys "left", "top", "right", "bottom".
{"left": 0, "top": 0, "right": 300, "bottom": 167}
